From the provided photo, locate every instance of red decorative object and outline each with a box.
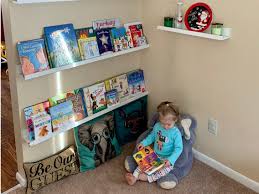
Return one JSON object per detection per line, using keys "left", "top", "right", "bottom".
{"left": 184, "top": 2, "right": 213, "bottom": 32}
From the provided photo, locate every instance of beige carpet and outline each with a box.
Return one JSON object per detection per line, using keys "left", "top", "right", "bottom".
{"left": 10, "top": 143, "right": 256, "bottom": 194}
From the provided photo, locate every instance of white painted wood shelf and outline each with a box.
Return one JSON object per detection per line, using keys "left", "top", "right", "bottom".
{"left": 157, "top": 26, "right": 230, "bottom": 41}
{"left": 23, "top": 44, "right": 149, "bottom": 80}
{"left": 24, "top": 91, "right": 149, "bottom": 146}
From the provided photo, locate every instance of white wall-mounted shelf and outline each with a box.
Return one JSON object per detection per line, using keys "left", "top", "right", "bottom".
{"left": 24, "top": 91, "right": 148, "bottom": 146}
{"left": 13, "top": 0, "right": 79, "bottom": 4}
{"left": 157, "top": 26, "right": 230, "bottom": 41}
{"left": 22, "top": 44, "right": 150, "bottom": 80}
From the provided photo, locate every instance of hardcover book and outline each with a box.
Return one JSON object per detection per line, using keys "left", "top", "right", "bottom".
{"left": 24, "top": 101, "right": 50, "bottom": 142}
{"left": 17, "top": 38, "right": 50, "bottom": 76}
{"left": 133, "top": 146, "right": 165, "bottom": 175}
{"left": 49, "top": 101, "right": 75, "bottom": 132}
{"left": 48, "top": 91, "right": 75, "bottom": 107}
{"left": 75, "top": 27, "right": 100, "bottom": 60}
{"left": 93, "top": 18, "right": 120, "bottom": 30}
{"left": 83, "top": 82, "right": 107, "bottom": 116}
{"left": 44, "top": 23, "right": 81, "bottom": 68}
{"left": 96, "top": 28, "right": 113, "bottom": 55}
{"left": 105, "top": 74, "right": 129, "bottom": 101}
{"left": 31, "top": 112, "right": 52, "bottom": 142}
{"left": 124, "top": 22, "right": 147, "bottom": 47}
{"left": 105, "top": 89, "right": 119, "bottom": 107}
{"left": 110, "top": 27, "right": 129, "bottom": 52}
{"left": 127, "top": 69, "right": 146, "bottom": 95}
{"left": 66, "top": 93, "right": 86, "bottom": 121}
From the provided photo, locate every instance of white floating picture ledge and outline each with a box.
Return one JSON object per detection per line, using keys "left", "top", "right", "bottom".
{"left": 13, "top": 0, "right": 79, "bottom": 4}
{"left": 157, "top": 26, "right": 231, "bottom": 41}
{"left": 22, "top": 44, "right": 149, "bottom": 80}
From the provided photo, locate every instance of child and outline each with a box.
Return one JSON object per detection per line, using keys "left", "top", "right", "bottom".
{"left": 125, "top": 101, "right": 183, "bottom": 185}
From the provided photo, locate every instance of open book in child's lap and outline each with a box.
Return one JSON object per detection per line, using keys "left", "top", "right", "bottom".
{"left": 133, "top": 146, "right": 165, "bottom": 175}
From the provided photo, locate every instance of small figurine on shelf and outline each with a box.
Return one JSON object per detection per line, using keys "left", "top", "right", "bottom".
{"left": 176, "top": 0, "right": 183, "bottom": 29}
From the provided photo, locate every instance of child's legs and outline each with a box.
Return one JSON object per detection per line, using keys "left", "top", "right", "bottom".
{"left": 147, "top": 166, "right": 174, "bottom": 183}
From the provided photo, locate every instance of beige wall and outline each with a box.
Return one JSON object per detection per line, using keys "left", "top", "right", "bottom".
{"left": 3, "top": 0, "right": 259, "bottom": 184}
{"left": 141, "top": 0, "right": 259, "bottom": 182}
{"left": 2, "top": 0, "right": 144, "bottom": 177}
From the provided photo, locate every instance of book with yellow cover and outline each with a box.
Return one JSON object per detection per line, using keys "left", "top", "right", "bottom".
{"left": 133, "top": 146, "right": 165, "bottom": 175}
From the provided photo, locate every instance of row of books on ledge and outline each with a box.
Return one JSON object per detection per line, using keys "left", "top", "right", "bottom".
{"left": 24, "top": 69, "right": 145, "bottom": 144}
{"left": 17, "top": 18, "right": 148, "bottom": 77}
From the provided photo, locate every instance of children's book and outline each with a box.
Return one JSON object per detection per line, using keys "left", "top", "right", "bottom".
{"left": 127, "top": 69, "right": 146, "bottom": 95}
{"left": 124, "top": 22, "right": 147, "bottom": 48}
{"left": 75, "top": 27, "right": 100, "bottom": 60}
{"left": 105, "top": 74, "right": 129, "bottom": 101}
{"left": 105, "top": 89, "right": 119, "bottom": 107}
{"left": 83, "top": 82, "right": 107, "bottom": 116}
{"left": 74, "top": 88, "right": 88, "bottom": 118}
{"left": 17, "top": 38, "right": 50, "bottom": 76}
{"left": 92, "top": 18, "right": 121, "bottom": 30}
{"left": 24, "top": 101, "right": 50, "bottom": 142}
{"left": 133, "top": 146, "right": 165, "bottom": 175}
{"left": 44, "top": 23, "right": 81, "bottom": 68}
{"left": 31, "top": 112, "right": 52, "bottom": 141}
{"left": 96, "top": 28, "right": 113, "bottom": 55}
{"left": 49, "top": 101, "right": 75, "bottom": 132}
{"left": 48, "top": 91, "right": 75, "bottom": 107}
{"left": 110, "top": 27, "right": 129, "bottom": 52}
{"left": 66, "top": 93, "right": 86, "bottom": 121}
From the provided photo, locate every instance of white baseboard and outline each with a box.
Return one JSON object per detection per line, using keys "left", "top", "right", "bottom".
{"left": 193, "top": 148, "right": 259, "bottom": 193}
{"left": 16, "top": 172, "right": 27, "bottom": 187}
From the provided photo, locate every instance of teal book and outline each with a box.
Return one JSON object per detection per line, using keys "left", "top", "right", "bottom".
{"left": 44, "top": 23, "right": 81, "bottom": 68}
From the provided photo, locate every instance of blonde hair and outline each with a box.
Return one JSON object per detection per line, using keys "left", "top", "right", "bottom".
{"left": 157, "top": 101, "right": 180, "bottom": 120}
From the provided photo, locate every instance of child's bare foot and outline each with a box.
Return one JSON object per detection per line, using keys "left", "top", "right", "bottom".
{"left": 125, "top": 173, "right": 137, "bottom": 185}
{"left": 138, "top": 173, "right": 148, "bottom": 181}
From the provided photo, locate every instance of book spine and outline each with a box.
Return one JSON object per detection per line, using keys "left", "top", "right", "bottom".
{"left": 44, "top": 35, "right": 54, "bottom": 68}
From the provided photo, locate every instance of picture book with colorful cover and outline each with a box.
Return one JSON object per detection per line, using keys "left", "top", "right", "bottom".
{"left": 127, "top": 69, "right": 146, "bottom": 95}
{"left": 96, "top": 28, "right": 113, "bottom": 55}
{"left": 48, "top": 91, "right": 75, "bottom": 107}
{"left": 44, "top": 23, "right": 81, "bottom": 68}
{"left": 83, "top": 82, "right": 107, "bottom": 116}
{"left": 133, "top": 146, "right": 165, "bottom": 175}
{"left": 49, "top": 100, "right": 75, "bottom": 132}
{"left": 110, "top": 27, "right": 129, "bottom": 52}
{"left": 124, "top": 22, "right": 147, "bottom": 47}
{"left": 75, "top": 27, "right": 100, "bottom": 60}
{"left": 31, "top": 112, "right": 52, "bottom": 141}
{"left": 74, "top": 88, "right": 88, "bottom": 118}
{"left": 66, "top": 93, "right": 86, "bottom": 121}
{"left": 17, "top": 38, "right": 50, "bottom": 76}
{"left": 105, "top": 74, "right": 129, "bottom": 101}
{"left": 105, "top": 89, "right": 119, "bottom": 107}
{"left": 24, "top": 101, "right": 50, "bottom": 142}
{"left": 92, "top": 18, "right": 121, "bottom": 30}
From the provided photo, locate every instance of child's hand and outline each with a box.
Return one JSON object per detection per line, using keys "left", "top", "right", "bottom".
{"left": 164, "top": 160, "right": 171, "bottom": 167}
{"left": 137, "top": 144, "right": 144, "bottom": 151}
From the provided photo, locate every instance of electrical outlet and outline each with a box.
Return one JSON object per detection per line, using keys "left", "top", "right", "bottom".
{"left": 208, "top": 118, "right": 218, "bottom": 136}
